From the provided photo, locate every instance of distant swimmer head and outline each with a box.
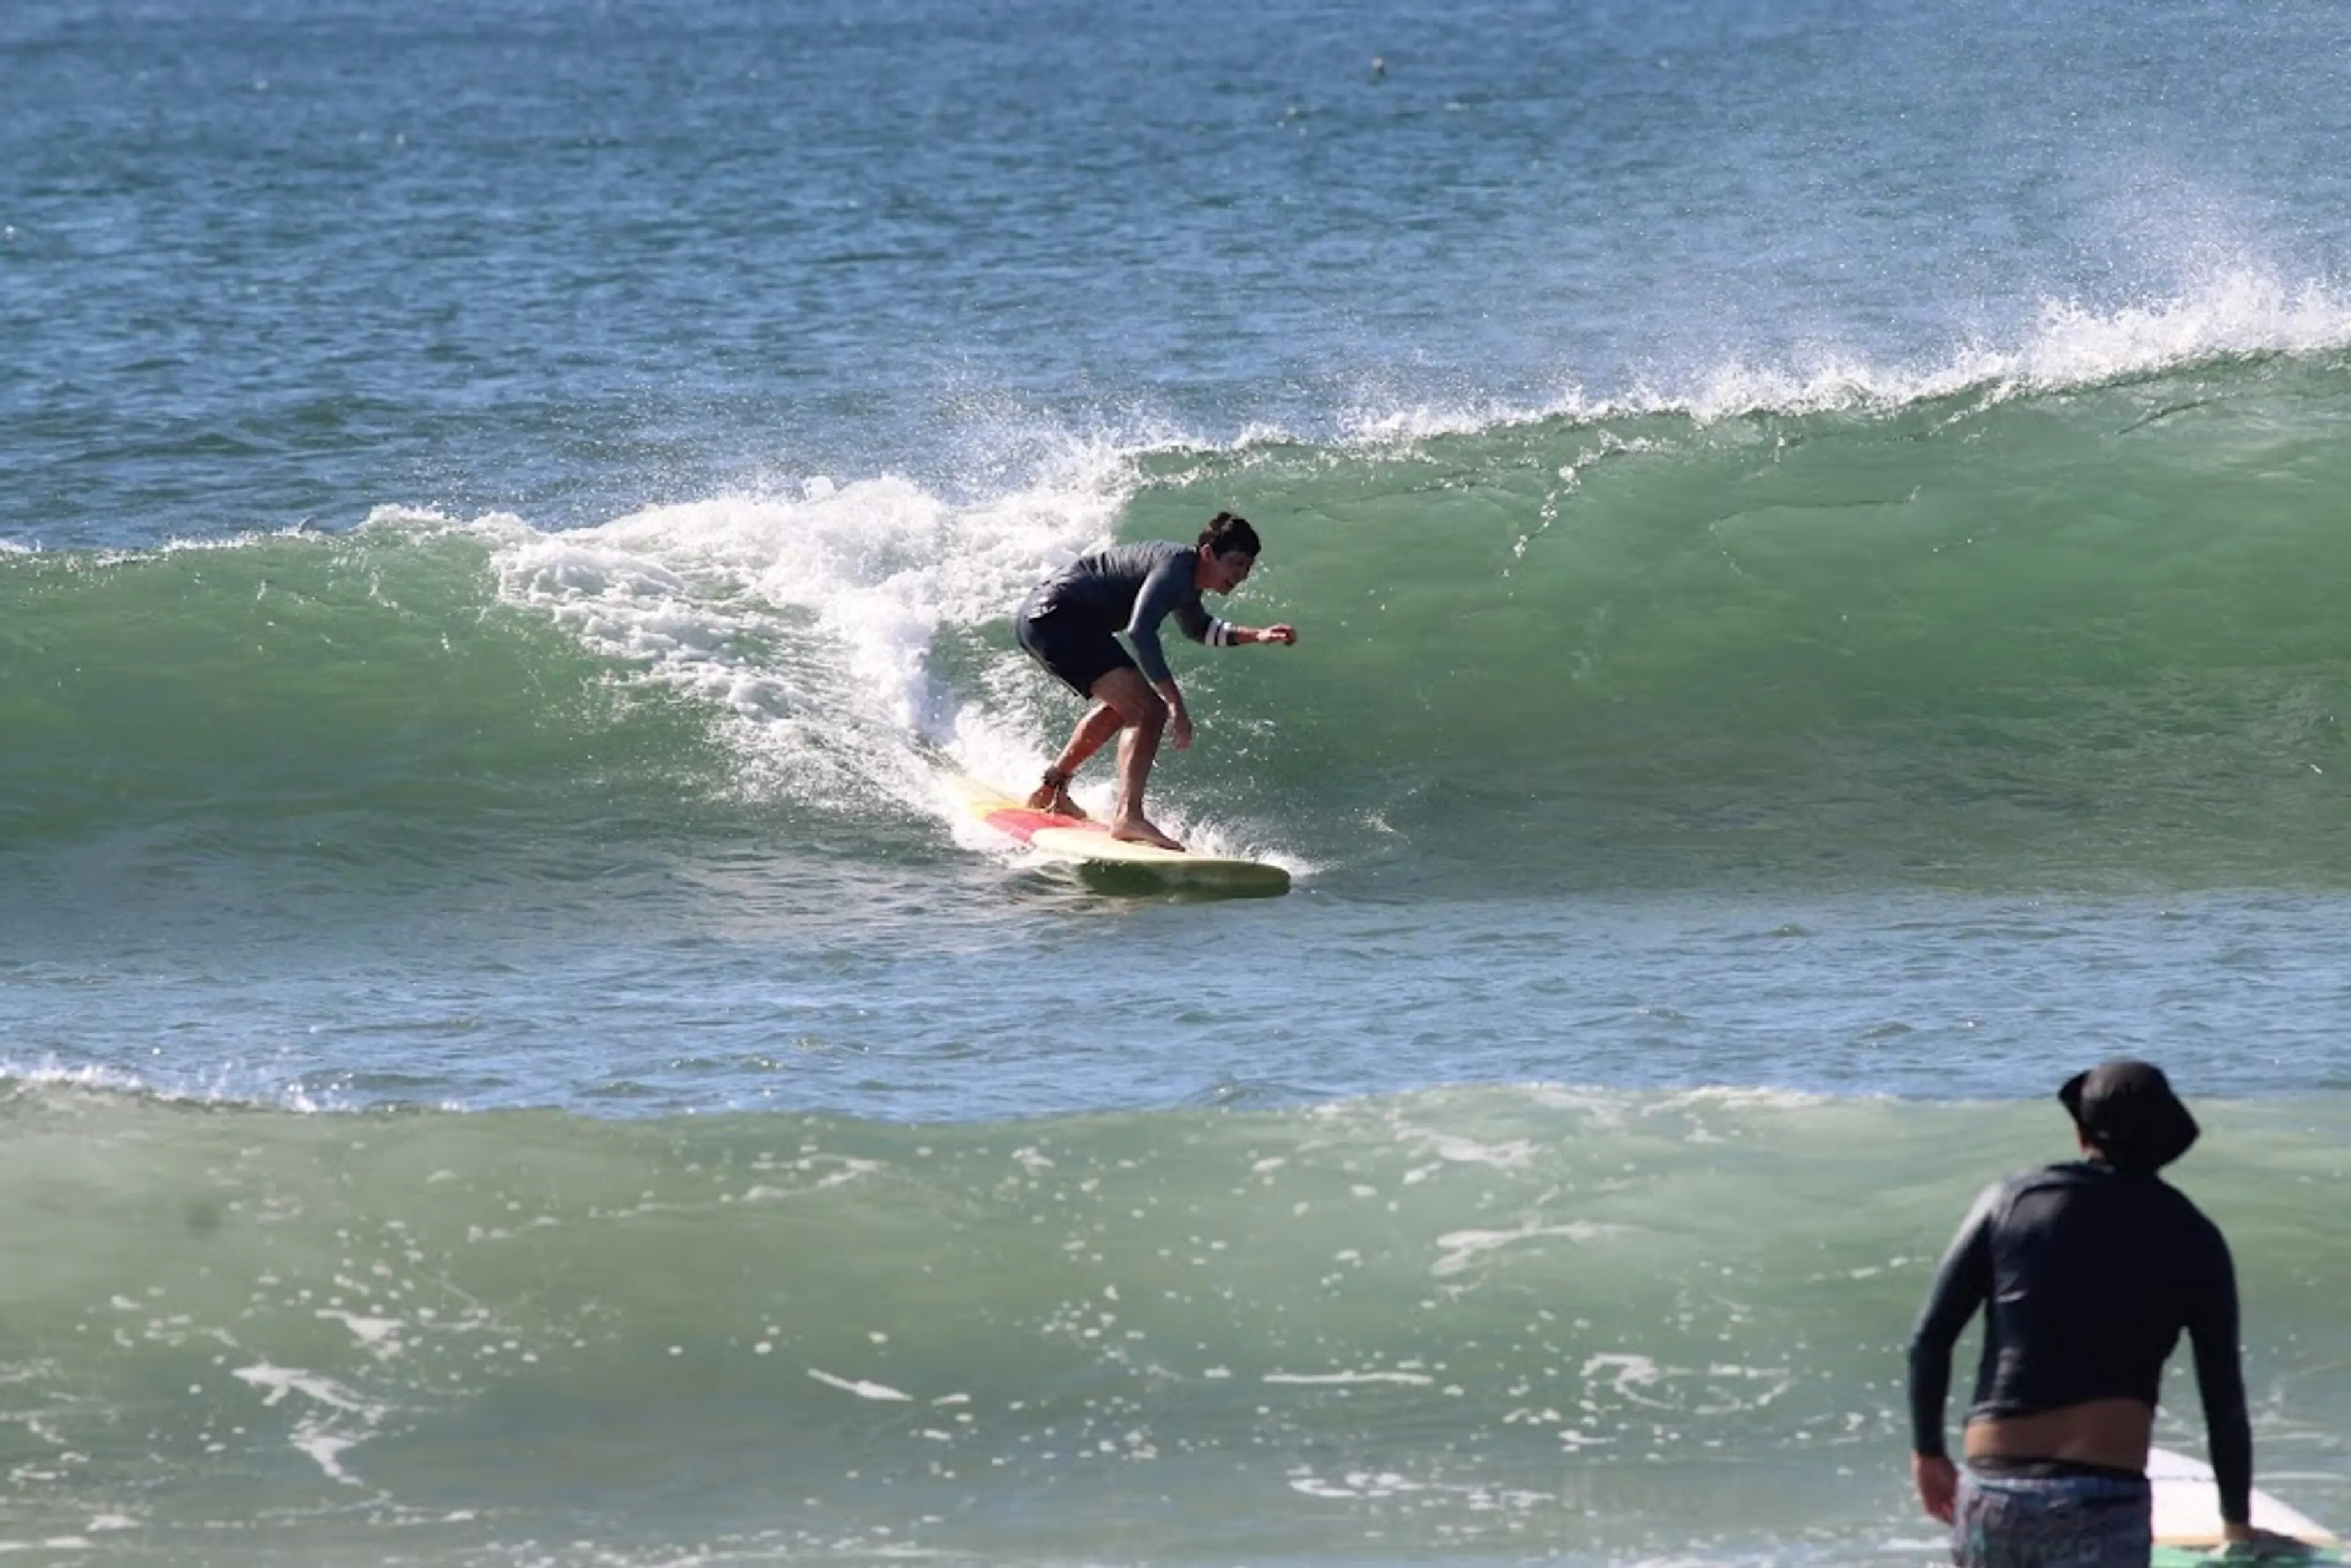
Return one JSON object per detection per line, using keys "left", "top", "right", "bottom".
{"left": 2060, "top": 1059, "right": 2200, "bottom": 1172}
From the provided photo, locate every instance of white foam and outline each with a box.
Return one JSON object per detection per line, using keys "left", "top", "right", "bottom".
{"left": 1286, "top": 1468, "right": 1427, "bottom": 1499}
{"left": 0, "top": 1057, "right": 344, "bottom": 1115}
{"left": 1, "top": 1060, "right": 152, "bottom": 1097}
{"left": 807, "top": 1368, "right": 913, "bottom": 1402}
{"left": 315, "top": 1308, "right": 407, "bottom": 1359}
{"left": 490, "top": 449, "right": 1132, "bottom": 825}
{"left": 1431, "top": 1219, "right": 1621, "bottom": 1277}
{"left": 230, "top": 1362, "right": 387, "bottom": 1485}
{"left": 1325, "top": 266, "right": 2351, "bottom": 438}
{"left": 1665, "top": 269, "right": 2351, "bottom": 421}
{"left": 1525, "top": 1082, "right": 1840, "bottom": 1116}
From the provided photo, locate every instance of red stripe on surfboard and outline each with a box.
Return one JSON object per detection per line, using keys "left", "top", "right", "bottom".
{"left": 978, "top": 805, "right": 1108, "bottom": 843}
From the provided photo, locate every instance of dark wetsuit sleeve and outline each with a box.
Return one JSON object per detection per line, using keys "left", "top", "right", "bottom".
{"left": 1122, "top": 552, "right": 1202, "bottom": 685}
{"left": 2186, "top": 1224, "right": 2252, "bottom": 1525}
{"left": 1905, "top": 1184, "right": 1998, "bottom": 1457}
{"left": 1169, "top": 592, "right": 1216, "bottom": 646}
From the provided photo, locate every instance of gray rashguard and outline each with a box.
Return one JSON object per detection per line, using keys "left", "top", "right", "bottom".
{"left": 1027, "top": 541, "right": 1232, "bottom": 683}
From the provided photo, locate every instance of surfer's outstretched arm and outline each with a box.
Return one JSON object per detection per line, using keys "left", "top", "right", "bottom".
{"left": 1228, "top": 623, "right": 1296, "bottom": 646}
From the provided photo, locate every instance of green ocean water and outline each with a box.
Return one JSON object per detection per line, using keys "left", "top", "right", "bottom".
{"left": 1, "top": 1081, "right": 2343, "bottom": 1566}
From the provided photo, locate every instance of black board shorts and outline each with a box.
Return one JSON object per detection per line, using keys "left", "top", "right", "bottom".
{"left": 1014, "top": 598, "right": 1136, "bottom": 697}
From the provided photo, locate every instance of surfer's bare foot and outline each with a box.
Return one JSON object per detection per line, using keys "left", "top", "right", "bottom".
{"left": 1026, "top": 785, "right": 1087, "bottom": 819}
{"left": 1026, "top": 769, "right": 1087, "bottom": 819}
{"left": 1110, "top": 814, "right": 1183, "bottom": 852}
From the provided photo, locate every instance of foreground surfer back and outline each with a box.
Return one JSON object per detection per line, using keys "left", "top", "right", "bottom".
{"left": 1904, "top": 1061, "right": 2317, "bottom": 1566}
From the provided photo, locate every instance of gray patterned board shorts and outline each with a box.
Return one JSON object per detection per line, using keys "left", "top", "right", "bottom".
{"left": 1953, "top": 1466, "right": 2154, "bottom": 1568}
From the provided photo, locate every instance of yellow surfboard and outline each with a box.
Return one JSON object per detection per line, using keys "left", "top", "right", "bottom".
{"left": 945, "top": 774, "right": 1289, "bottom": 896}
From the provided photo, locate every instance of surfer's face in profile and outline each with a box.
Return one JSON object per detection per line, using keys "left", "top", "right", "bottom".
{"left": 1201, "top": 547, "right": 1256, "bottom": 595}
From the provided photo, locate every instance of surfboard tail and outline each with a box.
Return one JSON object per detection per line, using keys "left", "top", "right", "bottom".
{"left": 2150, "top": 1447, "right": 2342, "bottom": 1564}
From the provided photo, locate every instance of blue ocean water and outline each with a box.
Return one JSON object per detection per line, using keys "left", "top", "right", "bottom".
{"left": 4, "top": 1, "right": 2350, "bottom": 1562}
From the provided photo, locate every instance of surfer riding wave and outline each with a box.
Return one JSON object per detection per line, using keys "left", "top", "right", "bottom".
{"left": 1012, "top": 512, "right": 1295, "bottom": 852}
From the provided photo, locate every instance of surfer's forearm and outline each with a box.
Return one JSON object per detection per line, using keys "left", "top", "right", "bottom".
{"left": 1232, "top": 623, "right": 1297, "bottom": 647}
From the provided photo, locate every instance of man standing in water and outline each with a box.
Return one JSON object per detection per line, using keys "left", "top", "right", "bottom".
{"left": 1013, "top": 511, "right": 1295, "bottom": 852}
{"left": 1905, "top": 1059, "right": 2265, "bottom": 1567}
